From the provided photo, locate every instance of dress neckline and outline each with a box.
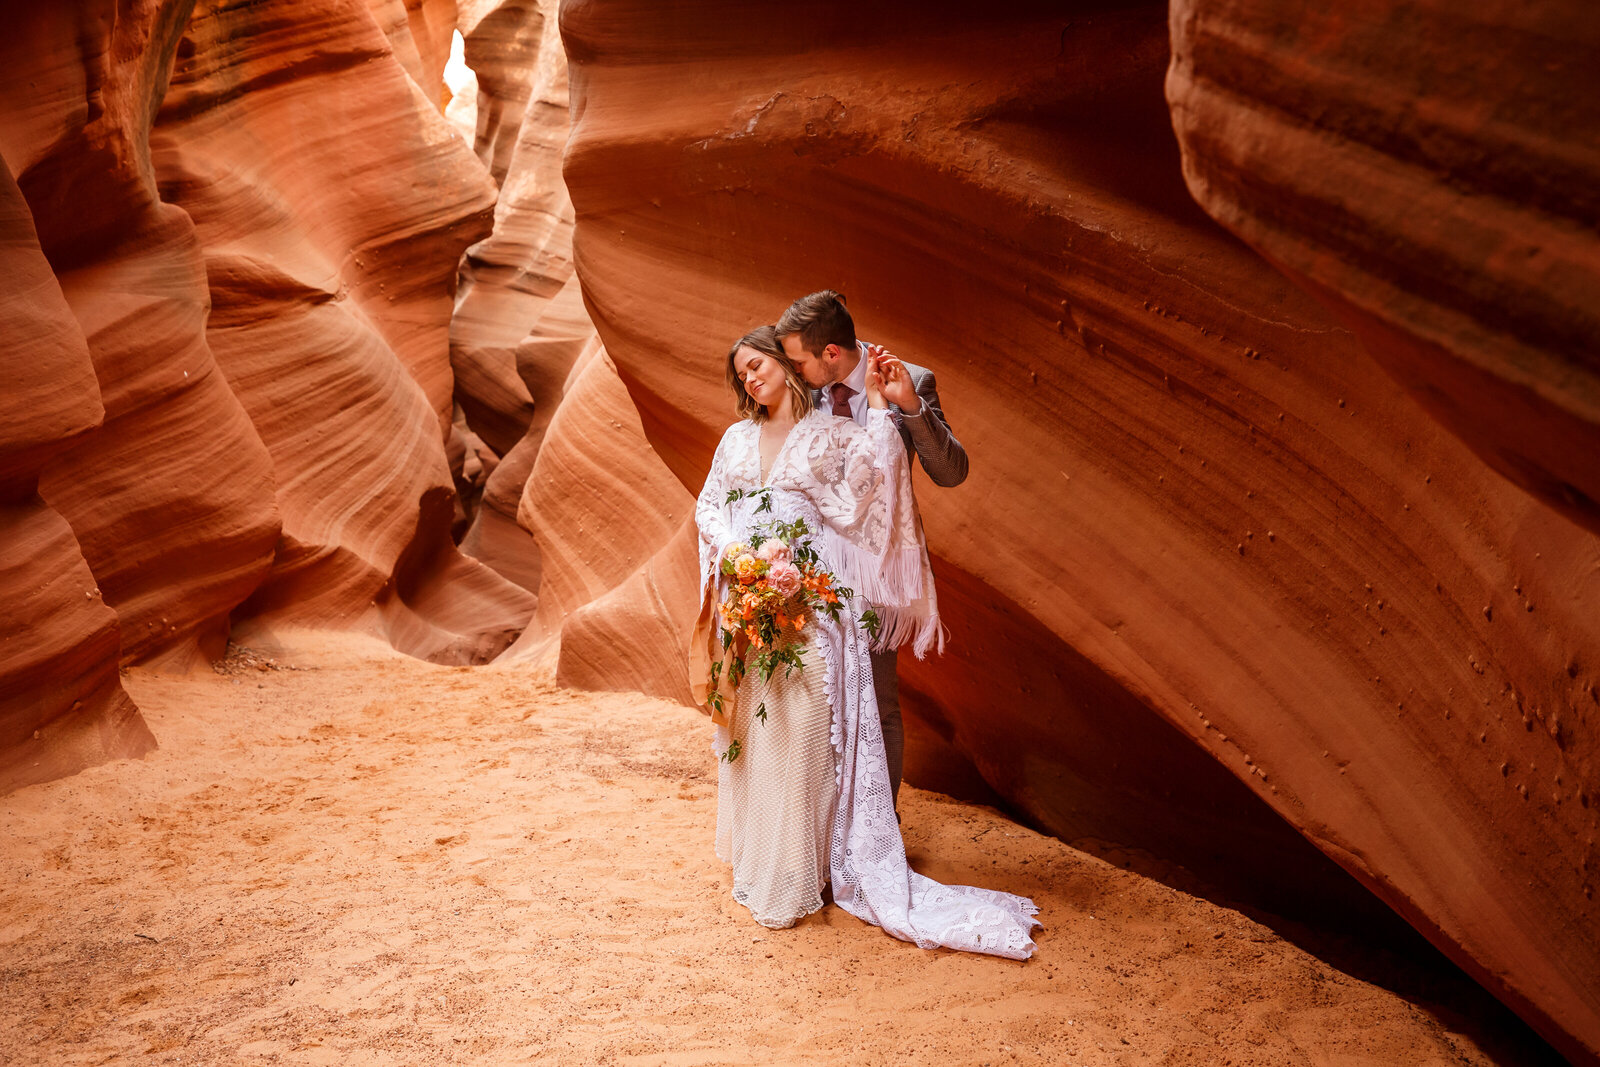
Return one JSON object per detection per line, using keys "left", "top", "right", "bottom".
{"left": 752, "top": 410, "right": 818, "bottom": 486}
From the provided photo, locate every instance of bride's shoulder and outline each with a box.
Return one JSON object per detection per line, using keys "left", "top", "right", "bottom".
{"left": 715, "top": 419, "right": 756, "bottom": 444}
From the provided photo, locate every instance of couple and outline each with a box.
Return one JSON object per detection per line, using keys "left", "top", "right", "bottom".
{"left": 691, "top": 290, "right": 1039, "bottom": 960}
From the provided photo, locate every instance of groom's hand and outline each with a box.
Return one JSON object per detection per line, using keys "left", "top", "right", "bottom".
{"left": 874, "top": 352, "right": 922, "bottom": 415}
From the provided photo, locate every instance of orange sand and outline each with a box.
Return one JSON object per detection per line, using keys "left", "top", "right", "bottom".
{"left": 0, "top": 642, "right": 1554, "bottom": 1065}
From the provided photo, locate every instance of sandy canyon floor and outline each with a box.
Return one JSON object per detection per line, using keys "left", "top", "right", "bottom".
{"left": 0, "top": 641, "right": 1560, "bottom": 1066}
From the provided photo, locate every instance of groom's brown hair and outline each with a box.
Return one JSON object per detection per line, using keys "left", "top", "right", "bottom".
{"left": 775, "top": 289, "right": 855, "bottom": 357}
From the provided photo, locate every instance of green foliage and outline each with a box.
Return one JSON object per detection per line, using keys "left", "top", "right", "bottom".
{"left": 860, "top": 608, "right": 882, "bottom": 641}
{"left": 752, "top": 644, "right": 805, "bottom": 682}
{"left": 755, "top": 701, "right": 767, "bottom": 724}
{"left": 720, "top": 739, "right": 742, "bottom": 763}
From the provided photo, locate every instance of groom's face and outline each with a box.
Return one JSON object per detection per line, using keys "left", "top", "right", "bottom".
{"left": 782, "top": 333, "right": 833, "bottom": 389}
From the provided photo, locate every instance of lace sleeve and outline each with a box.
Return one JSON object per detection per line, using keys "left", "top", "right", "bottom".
{"left": 695, "top": 426, "right": 741, "bottom": 594}
{"left": 803, "top": 412, "right": 943, "bottom": 657}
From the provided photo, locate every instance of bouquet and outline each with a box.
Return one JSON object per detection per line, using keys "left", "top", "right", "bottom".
{"left": 708, "top": 491, "right": 880, "bottom": 762}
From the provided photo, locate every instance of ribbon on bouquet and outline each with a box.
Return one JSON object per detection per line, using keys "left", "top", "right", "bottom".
{"left": 687, "top": 589, "right": 744, "bottom": 728}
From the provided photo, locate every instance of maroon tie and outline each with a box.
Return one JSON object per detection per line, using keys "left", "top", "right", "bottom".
{"left": 830, "top": 383, "right": 855, "bottom": 418}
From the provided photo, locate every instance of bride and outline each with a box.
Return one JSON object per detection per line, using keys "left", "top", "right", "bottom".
{"left": 691, "top": 325, "right": 1039, "bottom": 960}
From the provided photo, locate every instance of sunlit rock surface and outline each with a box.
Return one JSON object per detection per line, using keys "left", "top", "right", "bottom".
{"left": 152, "top": 0, "right": 533, "bottom": 662}
{"left": 559, "top": 1, "right": 1600, "bottom": 1057}
{"left": 0, "top": 1, "right": 283, "bottom": 677}
{"left": 501, "top": 342, "right": 696, "bottom": 708}
{"left": 1168, "top": 0, "right": 1600, "bottom": 539}
{"left": 0, "top": 159, "right": 154, "bottom": 792}
{"left": 0, "top": 0, "right": 539, "bottom": 792}
{"left": 1167, "top": 1, "right": 1600, "bottom": 1057}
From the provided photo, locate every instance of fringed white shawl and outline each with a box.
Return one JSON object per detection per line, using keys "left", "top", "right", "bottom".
{"left": 693, "top": 408, "right": 943, "bottom": 662}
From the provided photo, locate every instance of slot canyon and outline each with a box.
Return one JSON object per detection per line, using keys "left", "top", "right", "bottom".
{"left": 1, "top": 0, "right": 1595, "bottom": 1062}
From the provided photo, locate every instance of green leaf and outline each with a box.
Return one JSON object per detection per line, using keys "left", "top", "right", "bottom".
{"left": 755, "top": 701, "right": 767, "bottom": 723}
{"left": 720, "top": 739, "right": 742, "bottom": 763}
{"left": 860, "top": 608, "right": 882, "bottom": 640}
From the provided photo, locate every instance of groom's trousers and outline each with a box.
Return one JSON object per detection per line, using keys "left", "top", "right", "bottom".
{"left": 869, "top": 648, "right": 904, "bottom": 805}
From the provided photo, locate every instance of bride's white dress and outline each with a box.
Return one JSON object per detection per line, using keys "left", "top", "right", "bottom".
{"left": 693, "top": 408, "right": 1040, "bottom": 960}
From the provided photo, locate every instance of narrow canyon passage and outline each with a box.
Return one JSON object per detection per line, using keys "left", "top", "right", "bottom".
{"left": 0, "top": 647, "right": 1556, "bottom": 1065}
{"left": 2, "top": 0, "right": 1595, "bottom": 1060}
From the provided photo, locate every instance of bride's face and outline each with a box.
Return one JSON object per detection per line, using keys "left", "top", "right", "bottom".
{"left": 733, "top": 346, "right": 789, "bottom": 409}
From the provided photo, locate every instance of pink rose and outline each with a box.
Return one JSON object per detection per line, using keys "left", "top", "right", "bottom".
{"left": 757, "top": 540, "right": 792, "bottom": 565}
{"left": 770, "top": 562, "right": 803, "bottom": 598}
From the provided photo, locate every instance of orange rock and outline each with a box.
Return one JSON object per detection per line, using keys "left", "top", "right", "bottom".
{"left": 504, "top": 344, "right": 694, "bottom": 675}
{"left": 560, "top": 4, "right": 1600, "bottom": 1058}
{"left": 1168, "top": 0, "right": 1600, "bottom": 539}
{"left": 1168, "top": 2, "right": 1600, "bottom": 1057}
{"left": 0, "top": 158, "right": 155, "bottom": 791}
{"left": 452, "top": 1, "right": 591, "bottom": 590}
{"left": 1, "top": 2, "right": 282, "bottom": 672}
{"left": 152, "top": 0, "right": 532, "bottom": 661}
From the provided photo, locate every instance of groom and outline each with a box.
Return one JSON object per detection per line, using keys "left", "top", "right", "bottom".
{"left": 774, "top": 290, "right": 968, "bottom": 806}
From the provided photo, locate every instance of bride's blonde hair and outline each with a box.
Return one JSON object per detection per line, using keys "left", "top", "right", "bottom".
{"left": 725, "top": 325, "right": 815, "bottom": 423}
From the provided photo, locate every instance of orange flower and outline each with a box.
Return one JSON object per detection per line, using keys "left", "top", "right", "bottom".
{"left": 735, "top": 556, "right": 763, "bottom": 584}
{"left": 792, "top": 615, "right": 805, "bottom": 631}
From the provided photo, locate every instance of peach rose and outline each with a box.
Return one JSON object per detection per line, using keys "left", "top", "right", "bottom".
{"left": 770, "top": 562, "right": 803, "bottom": 598}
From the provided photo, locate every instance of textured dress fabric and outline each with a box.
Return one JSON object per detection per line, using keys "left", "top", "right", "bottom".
{"left": 694, "top": 409, "right": 1040, "bottom": 959}
{"left": 714, "top": 633, "right": 835, "bottom": 928}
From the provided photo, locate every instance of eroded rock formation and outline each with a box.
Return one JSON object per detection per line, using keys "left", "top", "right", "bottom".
{"left": 1, "top": 0, "right": 1593, "bottom": 1056}
{"left": 558, "top": 1, "right": 1599, "bottom": 1058}
{"left": 451, "top": 0, "right": 590, "bottom": 594}
{"left": 150, "top": 0, "right": 533, "bottom": 663}
{"left": 1168, "top": 0, "right": 1600, "bottom": 538}
{"left": 0, "top": 0, "right": 538, "bottom": 786}
{"left": 0, "top": 160, "right": 154, "bottom": 793}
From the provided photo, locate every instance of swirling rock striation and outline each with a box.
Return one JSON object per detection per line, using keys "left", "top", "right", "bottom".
{"left": 1166, "top": 1, "right": 1600, "bottom": 1056}
{"left": 0, "top": 159, "right": 155, "bottom": 792}
{"left": 0, "top": 0, "right": 541, "bottom": 790}
{"left": 1167, "top": 0, "right": 1600, "bottom": 537}
{"left": 0, "top": 1, "right": 284, "bottom": 676}
{"left": 559, "top": 1, "right": 1599, "bottom": 1058}
{"left": 152, "top": 0, "right": 534, "bottom": 663}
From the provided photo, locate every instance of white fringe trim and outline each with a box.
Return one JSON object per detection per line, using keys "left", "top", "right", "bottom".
{"left": 820, "top": 527, "right": 944, "bottom": 659}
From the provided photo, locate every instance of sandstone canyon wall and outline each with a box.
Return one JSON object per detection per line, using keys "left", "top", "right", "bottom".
{"left": 0, "top": 0, "right": 536, "bottom": 789}
{"left": 0, "top": 157, "right": 155, "bottom": 793}
{"left": 556, "top": 1, "right": 1599, "bottom": 1059}
{"left": 444, "top": 0, "right": 701, "bottom": 703}
{"left": 1, "top": 0, "right": 1595, "bottom": 1058}
{"left": 1168, "top": 0, "right": 1600, "bottom": 538}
